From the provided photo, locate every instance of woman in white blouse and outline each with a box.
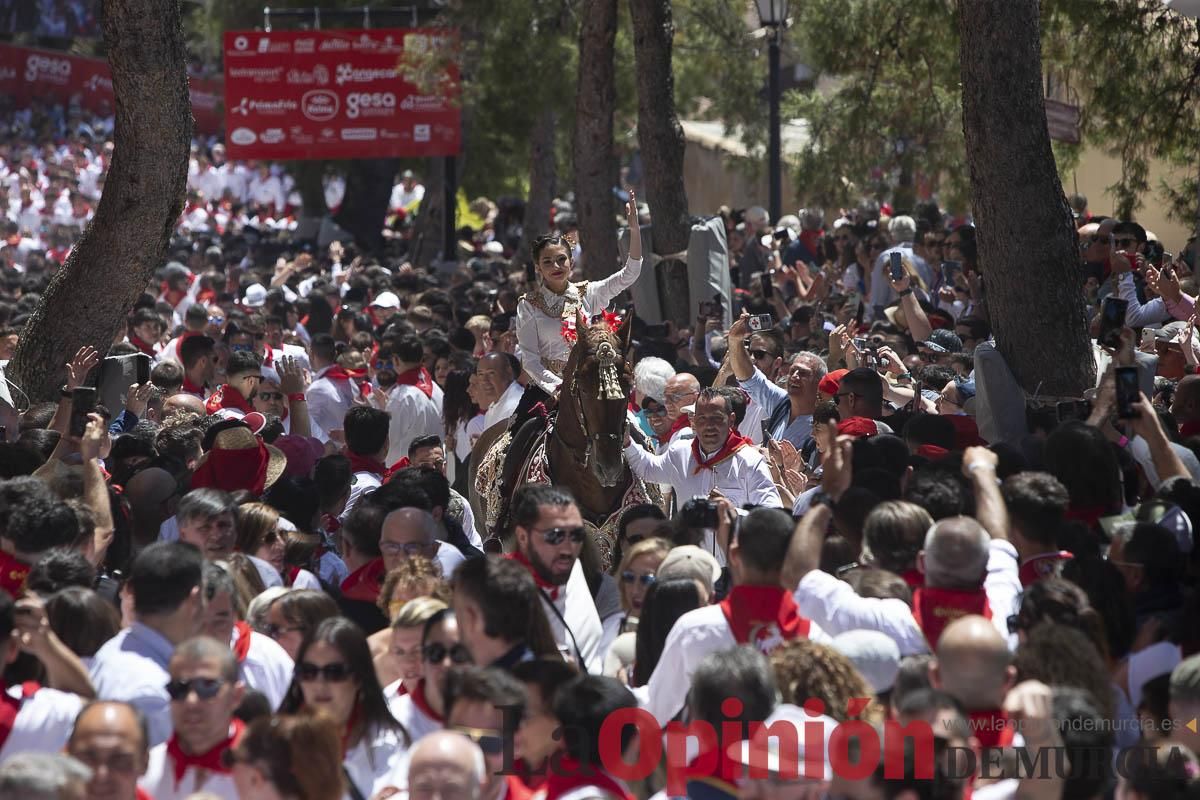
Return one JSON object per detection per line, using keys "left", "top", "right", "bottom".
{"left": 514, "top": 191, "right": 644, "bottom": 405}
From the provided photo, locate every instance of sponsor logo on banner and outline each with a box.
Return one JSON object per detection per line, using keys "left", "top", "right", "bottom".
{"left": 230, "top": 97, "right": 297, "bottom": 116}
{"left": 342, "top": 128, "right": 378, "bottom": 141}
{"left": 399, "top": 94, "right": 447, "bottom": 112}
{"left": 286, "top": 65, "right": 329, "bottom": 86}
{"left": 346, "top": 92, "right": 395, "bottom": 119}
{"left": 319, "top": 38, "right": 351, "bottom": 52}
{"left": 84, "top": 74, "right": 113, "bottom": 93}
{"left": 295, "top": 38, "right": 316, "bottom": 53}
{"left": 260, "top": 128, "right": 286, "bottom": 144}
{"left": 301, "top": 90, "right": 339, "bottom": 121}
{"left": 335, "top": 63, "right": 397, "bottom": 85}
{"left": 414, "top": 124, "right": 431, "bottom": 142}
{"left": 24, "top": 53, "right": 71, "bottom": 83}
{"left": 229, "top": 66, "right": 284, "bottom": 83}
{"left": 255, "top": 38, "right": 291, "bottom": 54}
{"left": 230, "top": 127, "right": 258, "bottom": 145}
{"left": 234, "top": 36, "right": 249, "bottom": 51}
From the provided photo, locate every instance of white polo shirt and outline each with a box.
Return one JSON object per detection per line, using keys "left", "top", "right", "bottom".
{"left": 0, "top": 683, "right": 84, "bottom": 762}
{"left": 90, "top": 622, "right": 175, "bottom": 746}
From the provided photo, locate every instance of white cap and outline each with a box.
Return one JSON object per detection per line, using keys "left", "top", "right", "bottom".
{"left": 371, "top": 291, "right": 401, "bottom": 309}
{"left": 832, "top": 629, "right": 901, "bottom": 693}
{"left": 242, "top": 283, "right": 267, "bottom": 307}
{"left": 728, "top": 704, "right": 836, "bottom": 780}
{"left": 483, "top": 241, "right": 504, "bottom": 256}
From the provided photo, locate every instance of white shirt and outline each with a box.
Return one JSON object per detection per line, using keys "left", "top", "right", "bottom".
{"left": 344, "top": 723, "right": 410, "bottom": 800}
{"left": 636, "top": 602, "right": 830, "bottom": 725}
{"left": 623, "top": 438, "right": 782, "bottom": 510}
{"left": 794, "top": 539, "right": 1023, "bottom": 656}
{"left": 345, "top": 470, "right": 383, "bottom": 520}
{"left": 234, "top": 627, "right": 293, "bottom": 710}
{"left": 385, "top": 383, "right": 444, "bottom": 466}
{"left": 433, "top": 541, "right": 466, "bottom": 578}
{"left": 388, "top": 681, "right": 444, "bottom": 745}
{"left": 306, "top": 365, "right": 357, "bottom": 438}
{"left": 90, "top": 622, "right": 175, "bottom": 746}
{"left": 515, "top": 257, "right": 643, "bottom": 394}
{"left": 390, "top": 182, "right": 425, "bottom": 211}
{"left": 0, "top": 684, "right": 83, "bottom": 762}
{"left": 540, "top": 559, "right": 603, "bottom": 674}
{"left": 483, "top": 380, "right": 524, "bottom": 433}
{"left": 139, "top": 734, "right": 239, "bottom": 800}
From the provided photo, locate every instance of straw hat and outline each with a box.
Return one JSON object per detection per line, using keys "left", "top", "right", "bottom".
{"left": 192, "top": 424, "right": 287, "bottom": 495}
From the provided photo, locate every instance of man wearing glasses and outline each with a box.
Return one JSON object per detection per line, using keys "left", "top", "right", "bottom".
{"left": 443, "top": 667, "right": 530, "bottom": 800}
{"left": 139, "top": 637, "right": 244, "bottom": 800}
{"left": 506, "top": 485, "right": 603, "bottom": 673}
{"left": 381, "top": 507, "right": 466, "bottom": 578}
{"left": 67, "top": 702, "right": 151, "bottom": 800}
{"left": 727, "top": 314, "right": 824, "bottom": 450}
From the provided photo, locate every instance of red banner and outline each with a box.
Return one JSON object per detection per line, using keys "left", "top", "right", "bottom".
{"left": 222, "top": 28, "right": 461, "bottom": 160}
{"left": 0, "top": 43, "right": 223, "bottom": 136}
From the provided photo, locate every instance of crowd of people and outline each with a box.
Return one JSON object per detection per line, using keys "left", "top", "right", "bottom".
{"left": 0, "top": 97, "right": 1199, "bottom": 800}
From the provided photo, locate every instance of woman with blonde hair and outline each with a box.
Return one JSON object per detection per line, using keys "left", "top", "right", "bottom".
{"left": 228, "top": 714, "right": 345, "bottom": 800}
{"left": 603, "top": 537, "right": 671, "bottom": 680}
{"left": 367, "top": 556, "right": 448, "bottom": 678}
{"left": 378, "top": 596, "right": 449, "bottom": 702}
{"left": 770, "top": 639, "right": 886, "bottom": 724}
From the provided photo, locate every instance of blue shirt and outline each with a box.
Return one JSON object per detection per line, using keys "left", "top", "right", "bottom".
{"left": 738, "top": 369, "right": 813, "bottom": 449}
{"left": 89, "top": 622, "right": 175, "bottom": 746}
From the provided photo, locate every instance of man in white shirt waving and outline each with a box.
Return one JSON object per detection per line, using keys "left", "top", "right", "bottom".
{"left": 624, "top": 387, "right": 782, "bottom": 509}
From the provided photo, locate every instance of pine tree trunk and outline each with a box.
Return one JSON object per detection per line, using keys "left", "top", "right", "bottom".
{"left": 9, "top": 0, "right": 191, "bottom": 403}
{"left": 574, "top": 0, "right": 619, "bottom": 280}
{"left": 629, "top": 0, "right": 692, "bottom": 326}
{"left": 516, "top": 110, "right": 558, "bottom": 268}
{"left": 333, "top": 158, "right": 401, "bottom": 254}
{"left": 958, "top": 0, "right": 1093, "bottom": 397}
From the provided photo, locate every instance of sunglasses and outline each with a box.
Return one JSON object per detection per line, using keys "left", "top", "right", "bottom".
{"left": 537, "top": 527, "right": 587, "bottom": 545}
{"left": 423, "top": 642, "right": 472, "bottom": 665}
{"left": 263, "top": 623, "right": 305, "bottom": 640}
{"left": 166, "top": 677, "right": 225, "bottom": 701}
{"left": 256, "top": 391, "right": 284, "bottom": 402}
{"left": 621, "top": 571, "right": 656, "bottom": 587}
{"left": 451, "top": 726, "right": 505, "bottom": 755}
{"left": 644, "top": 405, "right": 669, "bottom": 417}
{"left": 297, "top": 662, "right": 353, "bottom": 683}
{"left": 750, "top": 349, "right": 773, "bottom": 361}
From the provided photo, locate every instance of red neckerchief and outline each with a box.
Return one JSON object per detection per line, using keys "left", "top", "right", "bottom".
{"left": 1181, "top": 420, "right": 1200, "bottom": 438}
{"left": 232, "top": 622, "right": 252, "bottom": 664}
{"left": 163, "top": 288, "right": 187, "bottom": 308}
{"left": 395, "top": 366, "right": 434, "bottom": 399}
{"left": 967, "top": 708, "right": 1016, "bottom": 750}
{"left": 166, "top": 719, "right": 244, "bottom": 787}
{"left": 666, "top": 414, "right": 691, "bottom": 441}
{"left": 129, "top": 334, "right": 157, "bottom": 357}
{"left": 900, "top": 569, "right": 925, "bottom": 589}
{"left": 324, "top": 365, "right": 372, "bottom": 400}
{"left": 516, "top": 759, "right": 547, "bottom": 792}
{"left": 260, "top": 344, "right": 274, "bottom": 368}
{"left": 692, "top": 430, "right": 752, "bottom": 474}
{"left": 0, "top": 551, "right": 29, "bottom": 598}
{"left": 541, "top": 755, "right": 634, "bottom": 800}
{"left": 507, "top": 551, "right": 561, "bottom": 601}
{"left": 181, "top": 376, "right": 207, "bottom": 398}
{"left": 285, "top": 566, "right": 301, "bottom": 586}
{"left": 346, "top": 452, "right": 392, "bottom": 481}
{"left": 912, "top": 586, "right": 991, "bottom": 650}
{"left": 205, "top": 384, "right": 254, "bottom": 415}
{"left": 410, "top": 678, "right": 444, "bottom": 724}
{"left": 718, "top": 584, "right": 811, "bottom": 652}
{"left": 136, "top": 789, "right": 154, "bottom": 800}
{"left": 340, "top": 558, "right": 386, "bottom": 603}
{"left": 916, "top": 444, "right": 950, "bottom": 461}
{"left": 322, "top": 513, "right": 341, "bottom": 534}
{"left": 506, "top": 774, "right": 534, "bottom": 800}
{"left": 1018, "top": 551, "right": 1073, "bottom": 587}
{"left": 0, "top": 681, "right": 39, "bottom": 754}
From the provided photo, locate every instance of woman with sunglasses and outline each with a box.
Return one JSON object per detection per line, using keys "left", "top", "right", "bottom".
{"left": 261, "top": 589, "right": 339, "bottom": 661}
{"left": 378, "top": 597, "right": 448, "bottom": 704}
{"left": 389, "top": 607, "right": 472, "bottom": 744}
{"left": 227, "top": 713, "right": 345, "bottom": 800}
{"left": 608, "top": 538, "right": 670, "bottom": 639}
{"left": 281, "top": 617, "right": 410, "bottom": 800}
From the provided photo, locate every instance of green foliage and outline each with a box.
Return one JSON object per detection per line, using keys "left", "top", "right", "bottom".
{"left": 772, "top": 0, "right": 1200, "bottom": 223}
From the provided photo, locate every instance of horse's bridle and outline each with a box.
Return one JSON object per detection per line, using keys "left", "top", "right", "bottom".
{"left": 567, "top": 340, "right": 628, "bottom": 470}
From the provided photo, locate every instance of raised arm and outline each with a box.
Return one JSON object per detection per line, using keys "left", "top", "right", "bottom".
{"left": 961, "top": 446, "right": 1009, "bottom": 542}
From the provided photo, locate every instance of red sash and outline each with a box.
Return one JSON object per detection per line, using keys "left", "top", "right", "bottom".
{"left": 0, "top": 551, "right": 29, "bottom": 598}
{"left": 0, "top": 681, "right": 38, "bottom": 754}
{"left": 346, "top": 452, "right": 392, "bottom": 481}
{"left": 205, "top": 384, "right": 254, "bottom": 416}
{"left": 166, "top": 719, "right": 244, "bottom": 787}
{"left": 666, "top": 414, "right": 691, "bottom": 441}
{"left": 900, "top": 569, "right": 925, "bottom": 589}
{"left": 1018, "top": 551, "right": 1073, "bottom": 587}
{"left": 912, "top": 587, "right": 991, "bottom": 650}
{"left": 395, "top": 366, "right": 434, "bottom": 399}
{"left": 967, "top": 708, "right": 1016, "bottom": 750}
{"left": 410, "top": 678, "right": 444, "bottom": 724}
{"left": 130, "top": 334, "right": 158, "bottom": 357}
{"left": 340, "top": 558, "right": 386, "bottom": 603}
{"left": 541, "top": 756, "right": 634, "bottom": 800}
{"left": 692, "top": 430, "right": 752, "bottom": 474}
{"left": 718, "top": 585, "right": 811, "bottom": 653}
{"left": 507, "top": 552, "right": 560, "bottom": 601}
{"left": 232, "top": 621, "right": 252, "bottom": 664}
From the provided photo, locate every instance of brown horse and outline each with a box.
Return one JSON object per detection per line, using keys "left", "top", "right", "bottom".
{"left": 470, "top": 310, "right": 638, "bottom": 542}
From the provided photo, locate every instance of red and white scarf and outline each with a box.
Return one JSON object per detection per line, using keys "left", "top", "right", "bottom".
{"left": 718, "top": 584, "right": 811, "bottom": 653}
{"left": 395, "top": 365, "right": 434, "bottom": 399}
{"left": 204, "top": 384, "right": 254, "bottom": 416}
{"left": 692, "top": 430, "right": 751, "bottom": 474}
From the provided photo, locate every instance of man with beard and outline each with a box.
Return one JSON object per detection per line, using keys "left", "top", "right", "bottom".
{"left": 505, "top": 485, "right": 602, "bottom": 673}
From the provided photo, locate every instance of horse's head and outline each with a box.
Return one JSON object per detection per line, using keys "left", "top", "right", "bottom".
{"left": 564, "top": 309, "right": 634, "bottom": 488}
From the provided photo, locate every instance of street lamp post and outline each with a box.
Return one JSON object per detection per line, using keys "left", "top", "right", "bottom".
{"left": 756, "top": 0, "right": 788, "bottom": 224}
